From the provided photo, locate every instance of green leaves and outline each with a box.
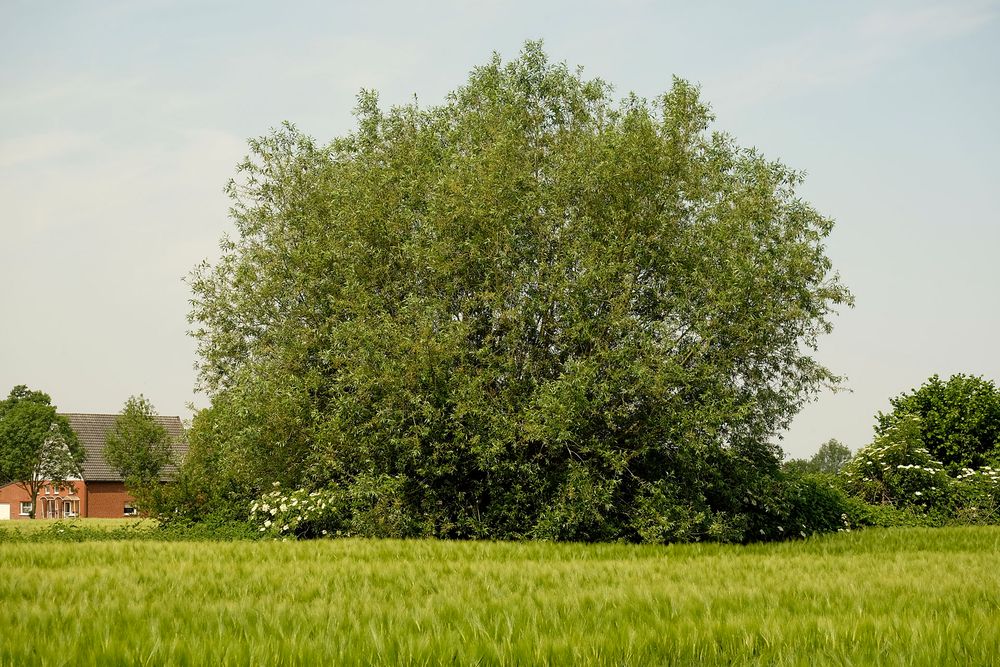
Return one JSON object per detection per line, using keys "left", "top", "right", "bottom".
{"left": 187, "top": 42, "right": 850, "bottom": 542}
{"left": 104, "top": 395, "right": 173, "bottom": 509}
{"left": 785, "top": 439, "right": 852, "bottom": 475}
{"left": 876, "top": 374, "right": 1000, "bottom": 472}
{"left": 0, "top": 385, "right": 83, "bottom": 518}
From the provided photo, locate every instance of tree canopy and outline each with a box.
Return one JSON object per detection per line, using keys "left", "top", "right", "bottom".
{"left": 785, "top": 439, "right": 852, "bottom": 475}
{"left": 187, "top": 42, "right": 851, "bottom": 542}
{"left": 875, "top": 374, "right": 1000, "bottom": 472}
{"left": 0, "top": 385, "right": 83, "bottom": 518}
{"left": 104, "top": 395, "right": 173, "bottom": 509}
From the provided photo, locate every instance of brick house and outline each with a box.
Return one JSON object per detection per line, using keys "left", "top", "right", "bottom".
{"left": 0, "top": 413, "right": 186, "bottom": 520}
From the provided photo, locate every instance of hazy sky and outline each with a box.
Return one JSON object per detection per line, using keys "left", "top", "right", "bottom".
{"left": 2, "top": 0, "right": 998, "bottom": 458}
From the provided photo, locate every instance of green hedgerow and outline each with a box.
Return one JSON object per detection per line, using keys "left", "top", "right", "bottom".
{"left": 841, "top": 415, "right": 951, "bottom": 512}
{"left": 841, "top": 414, "right": 1000, "bottom": 524}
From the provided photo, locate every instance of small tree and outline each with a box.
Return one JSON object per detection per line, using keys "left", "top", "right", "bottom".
{"left": 811, "top": 439, "right": 852, "bottom": 474}
{"left": 104, "top": 395, "right": 173, "bottom": 511}
{"left": 785, "top": 439, "right": 852, "bottom": 475}
{"left": 0, "top": 386, "right": 83, "bottom": 518}
{"left": 876, "top": 374, "right": 1000, "bottom": 472}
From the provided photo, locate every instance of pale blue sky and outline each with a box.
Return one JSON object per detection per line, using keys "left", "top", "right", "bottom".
{"left": 1, "top": 0, "right": 998, "bottom": 458}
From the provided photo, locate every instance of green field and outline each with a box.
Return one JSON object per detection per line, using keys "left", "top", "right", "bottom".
{"left": 2, "top": 527, "right": 999, "bottom": 665}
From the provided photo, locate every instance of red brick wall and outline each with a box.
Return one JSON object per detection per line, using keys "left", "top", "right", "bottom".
{"left": 85, "top": 482, "right": 134, "bottom": 518}
{"left": 0, "top": 481, "right": 87, "bottom": 520}
{"left": 0, "top": 482, "right": 31, "bottom": 520}
{"left": 0, "top": 480, "right": 137, "bottom": 519}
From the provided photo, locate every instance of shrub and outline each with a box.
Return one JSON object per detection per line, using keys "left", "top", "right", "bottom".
{"left": 850, "top": 503, "right": 941, "bottom": 528}
{"left": 876, "top": 374, "right": 1000, "bottom": 472}
{"left": 249, "top": 484, "right": 348, "bottom": 538}
{"left": 0, "top": 519, "right": 258, "bottom": 543}
{"left": 781, "top": 474, "right": 861, "bottom": 536}
{"left": 841, "top": 415, "right": 951, "bottom": 512}
{"left": 739, "top": 471, "right": 859, "bottom": 541}
{"left": 841, "top": 414, "right": 1000, "bottom": 525}
{"left": 947, "top": 467, "right": 1000, "bottom": 525}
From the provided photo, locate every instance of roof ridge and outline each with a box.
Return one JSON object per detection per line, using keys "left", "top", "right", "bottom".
{"left": 60, "top": 412, "right": 124, "bottom": 417}
{"left": 57, "top": 412, "right": 180, "bottom": 417}
{"left": 59, "top": 412, "right": 183, "bottom": 419}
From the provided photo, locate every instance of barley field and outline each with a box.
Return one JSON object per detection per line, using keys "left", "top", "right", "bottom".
{"left": 1, "top": 526, "right": 998, "bottom": 665}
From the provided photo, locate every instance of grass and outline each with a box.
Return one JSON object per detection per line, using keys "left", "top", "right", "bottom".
{"left": 1, "top": 527, "right": 999, "bottom": 665}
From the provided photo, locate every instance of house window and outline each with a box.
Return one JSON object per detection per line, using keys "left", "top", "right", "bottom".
{"left": 123, "top": 504, "right": 137, "bottom": 517}
{"left": 19, "top": 502, "right": 32, "bottom": 516}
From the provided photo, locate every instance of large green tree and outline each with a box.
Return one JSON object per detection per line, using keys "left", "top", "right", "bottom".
{"left": 104, "top": 395, "right": 173, "bottom": 510}
{"left": 187, "top": 43, "right": 851, "bottom": 542}
{"left": 0, "top": 385, "right": 83, "bottom": 518}
{"left": 875, "top": 374, "right": 1000, "bottom": 472}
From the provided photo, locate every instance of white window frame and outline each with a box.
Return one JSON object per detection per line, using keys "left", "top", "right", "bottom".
{"left": 123, "top": 503, "right": 137, "bottom": 517}
{"left": 19, "top": 501, "right": 32, "bottom": 516}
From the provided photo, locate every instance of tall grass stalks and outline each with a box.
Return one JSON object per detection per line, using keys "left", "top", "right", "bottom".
{"left": 1, "top": 527, "right": 998, "bottom": 665}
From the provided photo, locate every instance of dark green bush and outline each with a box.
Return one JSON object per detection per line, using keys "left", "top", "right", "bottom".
{"left": 741, "top": 471, "right": 861, "bottom": 541}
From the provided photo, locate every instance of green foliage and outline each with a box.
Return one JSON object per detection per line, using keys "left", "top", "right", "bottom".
{"left": 948, "top": 466, "right": 1000, "bottom": 524}
{"left": 156, "top": 402, "right": 265, "bottom": 524}
{"left": 876, "top": 373, "right": 1000, "bottom": 472}
{"left": 0, "top": 385, "right": 83, "bottom": 518}
{"left": 776, "top": 472, "right": 861, "bottom": 537}
{"left": 103, "top": 395, "right": 173, "bottom": 512}
{"left": 849, "top": 503, "right": 940, "bottom": 528}
{"left": 150, "top": 517, "right": 260, "bottom": 541}
{"left": 784, "top": 438, "right": 852, "bottom": 475}
{"left": 186, "top": 42, "right": 851, "bottom": 542}
{"left": 0, "top": 518, "right": 258, "bottom": 543}
{"left": 840, "top": 414, "right": 1000, "bottom": 526}
{"left": 841, "top": 415, "right": 952, "bottom": 511}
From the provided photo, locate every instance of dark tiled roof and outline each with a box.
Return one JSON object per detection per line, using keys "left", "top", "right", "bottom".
{"left": 60, "top": 413, "right": 188, "bottom": 482}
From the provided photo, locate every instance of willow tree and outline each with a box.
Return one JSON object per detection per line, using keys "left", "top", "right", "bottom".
{"left": 188, "top": 42, "right": 851, "bottom": 542}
